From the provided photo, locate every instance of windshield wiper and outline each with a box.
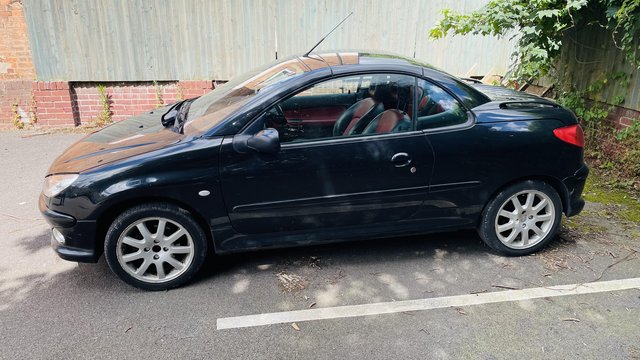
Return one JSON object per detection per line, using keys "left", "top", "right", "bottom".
{"left": 173, "top": 98, "right": 195, "bottom": 134}
{"left": 161, "top": 98, "right": 197, "bottom": 133}
{"left": 161, "top": 100, "right": 188, "bottom": 127}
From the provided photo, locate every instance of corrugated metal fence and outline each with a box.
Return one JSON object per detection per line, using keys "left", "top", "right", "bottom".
{"left": 23, "top": 0, "right": 515, "bottom": 81}
{"left": 555, "top": 26, "right": 640, "bottom": 112}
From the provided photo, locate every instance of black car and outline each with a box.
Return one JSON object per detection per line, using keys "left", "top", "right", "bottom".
{"left": 40, "top": 52, "right": 588, "bottom": 290}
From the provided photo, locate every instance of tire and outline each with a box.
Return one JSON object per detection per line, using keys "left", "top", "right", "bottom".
{"left": 104, "top": 203, "right": 208, "bottom": 291}
{"left": 478, "top": 180, "right": 562, "bottom": 256}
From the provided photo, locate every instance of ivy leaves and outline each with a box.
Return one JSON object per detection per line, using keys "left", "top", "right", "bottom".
{"left": 429, "top": 0, "right": 639, "bottom": 80}
{"left": 537, "top": 9, "right": 562, "bottom": 18}
{"left": 605, "top": 0, "right": 640, "bottom": 64}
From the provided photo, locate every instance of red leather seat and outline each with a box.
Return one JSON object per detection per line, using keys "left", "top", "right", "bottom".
{"left": 361, "top": 109, "right": 411, "bottom": 134}
{"left": 332, "top": 97, "right": 383, "bottom": 136}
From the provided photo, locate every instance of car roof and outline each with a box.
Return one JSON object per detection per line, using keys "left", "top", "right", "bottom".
{"left": 300, "top": 50, "right": 439, "bottom": 73}
{"left": 299, "top": 51, "right": 490, "bottom": 109}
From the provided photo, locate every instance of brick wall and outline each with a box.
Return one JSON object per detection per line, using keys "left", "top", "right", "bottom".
{"left": 0, "top": 1, "right": 217, "bottom": 128}
{"left": 0, "top": 0, "right": 35, "bottom": 127}
{"left": 31, "top": 81, "right": 74, "bottom": 126}
{"left": 0, "top": 79, "right": 32, "bottom": 126}
{"left": 607, "top": 105, "right": 640, "bottom": 129}
{"left": 0, "top": 0, "right": 34, "bottom": 80}
{"left": 72, "top": 80, "right": 213, "bottom": 125}
{"left": 27, "top": 80, "right": 214, "bottom": 127}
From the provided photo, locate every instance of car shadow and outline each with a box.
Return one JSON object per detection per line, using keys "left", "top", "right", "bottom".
{"left": 195, "top": 229, "right": 488, "bottom": 282}
{"left": 2, "top": 226, "right": 589, "bottom": 314}
{"left": 0, "top": 223, "right": 598, "bottom": 346}
{"left": 187, "top": 226, "right": 602, "bottom": 309}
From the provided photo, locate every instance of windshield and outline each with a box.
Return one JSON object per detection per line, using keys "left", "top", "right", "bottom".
{"left": 183, "top": 57, "right": 308, "bottom": 134}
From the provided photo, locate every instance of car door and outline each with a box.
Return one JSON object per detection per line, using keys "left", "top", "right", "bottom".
{"left": 415, "top": 78, "right": 487, "bottom": 227}
{"left": 219, "top": 73, "right": 435, "bottom": 235}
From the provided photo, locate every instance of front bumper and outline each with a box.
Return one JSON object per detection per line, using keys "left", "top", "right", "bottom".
{"left": 562, "top": 163, "right": 589, "bottom": 217}
{"left": 39, "top": 195, "right": 100, "bottom": 263}
{"left": 50, "top": 232, "right": 98, "bottom": 262}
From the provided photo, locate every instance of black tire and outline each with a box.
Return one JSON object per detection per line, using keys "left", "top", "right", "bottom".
{"left": 104, "top": 202, "right": 208, "bottom": 291}
{"left": 478, "top": 180, "right": 562, "bottom": 256}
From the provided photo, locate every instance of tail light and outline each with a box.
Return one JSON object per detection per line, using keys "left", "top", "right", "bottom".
{"left": 553, "top": 124, "right": 584, "bottom": 147}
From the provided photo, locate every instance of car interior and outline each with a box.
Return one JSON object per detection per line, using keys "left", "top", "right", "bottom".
{"left": 262, "top": 74, "right": 468, "bottom": 143}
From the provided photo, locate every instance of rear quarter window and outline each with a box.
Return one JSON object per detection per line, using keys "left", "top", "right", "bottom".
{"left": 416, "top": 79, "right": 468, "bottom": 130}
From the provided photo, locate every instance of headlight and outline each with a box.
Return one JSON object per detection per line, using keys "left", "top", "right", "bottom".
{"left": 42, "top": 174, "right": 79, "bottom": 198}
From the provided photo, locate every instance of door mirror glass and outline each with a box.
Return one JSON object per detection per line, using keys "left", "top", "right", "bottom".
{"left": 246, "top": 128, "right": 280, "bottom": 153}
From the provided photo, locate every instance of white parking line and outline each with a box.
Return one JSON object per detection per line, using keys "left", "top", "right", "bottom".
{"left": 217, "top": 277, "right": 640, "bottom": 330}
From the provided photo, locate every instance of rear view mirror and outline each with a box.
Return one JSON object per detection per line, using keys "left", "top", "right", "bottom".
{"left": 234, "top": 128, "right": 280, "bottom": 154}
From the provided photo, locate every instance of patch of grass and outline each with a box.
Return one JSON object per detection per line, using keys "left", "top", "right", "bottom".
{"left": 583, "top": 171, "right": 640, "bottom": 222}
{"left": 564, "top": 215, "right": 607, "bottom": 233}
{"left": 175, "top": 82, "right": 184, "bottom": 101}
{"left": 12, "top": 102, "right": 25, "bottom": 129}
{"left": 563, "top": 210, "right": 608, "bottom": 238}
{"left": 153, "top": 80, "right": 163, "bottom": 108}
{"left": 563, "top": 217, "right": 580, "bottom": 230}
{"left": 95, "top": 85, "right": 112, "bottom": 127}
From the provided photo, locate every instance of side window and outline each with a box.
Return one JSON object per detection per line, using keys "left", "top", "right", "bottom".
{"left": 416, "top": 79, "right": 468, "bottom": 130}
{"left": 261, "top": 74, "right": 415, "bottom": 143}
{"left": 295, "top": 76, "right": 361, "bottom": 96}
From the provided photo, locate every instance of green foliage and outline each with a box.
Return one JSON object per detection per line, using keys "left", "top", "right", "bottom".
{"left": 584, "top": 171, "right": 640, "bottom": 222}
{"left": 612, "top": 95, "right": 626, "bottom": 105}
{"left": 95, "top": 84, "right": 112, "bottom": 127}
{"left": 12, "top": 102, "right": 24, "bottom": 129}
{"left": 430, "top": 0, "right": 640, "bottom": 80}
{"left": 556, "top": 79, "right": 611, "bottom": 142}
{"left": 29, "top": 92, "right": 38, "bottom": 125}
{"left": 557, "top": 82, "right": 640, "bottom": 189}
{"left": 153, "top": 80, "right": 164, "bottom": 108}
{"left": 616, "top": 119, "right": 640, "bottom": 140}
{"left": 607, "top": 0, "right": 640, "bottom": 65}
{"left": 619, "top": 136, "right": 640, "bottom": 178}
{"left": 175, "top": 83, "right": 184, "bottom": 101}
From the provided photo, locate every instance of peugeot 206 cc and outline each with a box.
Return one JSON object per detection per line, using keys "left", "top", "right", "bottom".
{"left": 40, "top": 52, "right": 588, "bottom": 290}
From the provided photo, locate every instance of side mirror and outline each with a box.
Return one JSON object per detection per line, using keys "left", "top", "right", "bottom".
{"left": 234, "top": 128, "right": 280, "bottom": 153}
{"left": 248, "top": 128, "right": 280, "bottom": 153}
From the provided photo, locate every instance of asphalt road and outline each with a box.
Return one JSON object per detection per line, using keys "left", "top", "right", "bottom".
{"left": 1, "top": 130, "right": 639, "bottom": 359}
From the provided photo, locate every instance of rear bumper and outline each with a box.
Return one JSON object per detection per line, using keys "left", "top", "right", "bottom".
{"left": 39, "top": 195, "right": 100, "bottom": 263}
{"left": 562, "top": 164, "right": 589, "bottom": 217}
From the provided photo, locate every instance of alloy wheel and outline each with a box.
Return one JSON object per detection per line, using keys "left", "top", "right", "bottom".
{"left": 494, "top": 190, "right": 556, "bottom": 249}
{"left": 116, "top": 217, "right": 195, "bottom": 283}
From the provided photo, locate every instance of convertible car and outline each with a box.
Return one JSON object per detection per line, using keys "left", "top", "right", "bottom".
{"left": 40, "top": 52, "right": 588, "bottom": 290}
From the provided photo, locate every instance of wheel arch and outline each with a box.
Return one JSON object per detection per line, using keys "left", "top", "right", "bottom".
{"left": 95, "top": 196, "right": 215, "bottom": 258}
{"left": 480, "top": 175, "right": 570, "bottom": 224}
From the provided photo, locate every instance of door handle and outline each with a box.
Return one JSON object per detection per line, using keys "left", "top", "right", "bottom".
{"left": 391, "top": 152, "right": 412, "bottom": 167}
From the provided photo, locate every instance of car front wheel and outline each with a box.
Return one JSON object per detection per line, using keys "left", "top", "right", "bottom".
{"left": 104, "top": 203, "right": 208, "bottom": 290}
{"left": 478, "top": 180, "right": 562, "bottom": 256}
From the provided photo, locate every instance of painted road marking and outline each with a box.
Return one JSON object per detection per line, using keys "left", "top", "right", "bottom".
{"left": 217, "top": 277, "right": 640, "bottom": 330}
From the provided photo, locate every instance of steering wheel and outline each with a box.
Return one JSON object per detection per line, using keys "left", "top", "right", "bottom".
{"left": 265, "top": 104, "right": 287, "bottom": 128}
{"left": 274, "top": 104, "right": 285, "bottom": 117}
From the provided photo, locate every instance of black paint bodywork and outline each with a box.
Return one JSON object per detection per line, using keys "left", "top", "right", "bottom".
{"left": 39, "top": 52, "right": 588, "bottom": 263}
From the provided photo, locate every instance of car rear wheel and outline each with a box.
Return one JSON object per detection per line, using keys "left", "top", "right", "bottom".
{"left": 478, "top": 180, "right": 562, "bottom": 256}
{"left": 104, "top": 203, "right": 207, "bottom": 290}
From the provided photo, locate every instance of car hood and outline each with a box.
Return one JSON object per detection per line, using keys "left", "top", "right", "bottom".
{"left": 47, "top": 107, "right": 186, "bottom": 174}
